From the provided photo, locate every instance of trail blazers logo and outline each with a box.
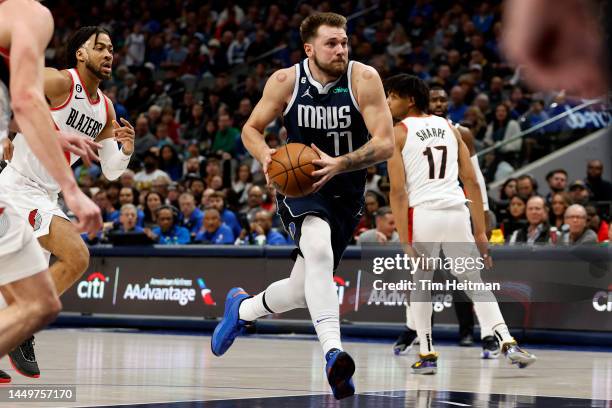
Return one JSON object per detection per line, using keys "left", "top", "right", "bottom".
{"left": 28, "top": 209, "right": 42, "bottom": 231}
{"left": 0, "top": 207, "right": 9, "bottom": 238}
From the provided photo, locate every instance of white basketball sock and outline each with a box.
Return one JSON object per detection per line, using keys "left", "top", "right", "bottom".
{"left": 301, "top": 216, "right": 342, "bottom": 355}
{"left": 405, "top": 303, "right": 416, "bottom": 331}
{"left": 473, "top": 302, "right": 514, "bottom": 345}
{"left": 239, "top": 256, "right": 306, "bottom": 321}
{"left": 412, "top": 299, "right": 435, "bottom": 355}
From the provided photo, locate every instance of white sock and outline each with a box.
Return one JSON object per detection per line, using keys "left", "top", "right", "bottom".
{"left": 492, "top": 323, "right": 514, "bottom": 345}
{"left": 0, "top": 292, "right": 7, "bottom": 309}
{"left": 480, "top": 326, "right": 493, "bottom": 339}
{"left": 239, "top": 256, "right": 306, "bottom": 321}
{"left": 301, "top": 216, "right": 342, "bottom": 355}
{"left": 413, "top": 299, "right": 435, "bottom": 355}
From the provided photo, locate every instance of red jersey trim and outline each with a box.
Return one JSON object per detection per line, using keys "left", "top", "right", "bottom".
{"left": 49, "top": 70, "right": 74, "bottom": 111}
{"left": 74, "top": 68, "right": 101, "bottom": 105}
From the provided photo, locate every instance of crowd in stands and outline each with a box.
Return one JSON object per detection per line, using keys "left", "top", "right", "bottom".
{"left": 4, "top": 0, "right": 608, "bottom": 246}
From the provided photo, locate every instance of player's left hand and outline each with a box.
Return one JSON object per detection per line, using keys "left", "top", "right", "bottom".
{"left": 310, "top": 143, "right": 342, "bottom": 192}
{"left": 112, "top": 118, "right": 135, "bottom": 155}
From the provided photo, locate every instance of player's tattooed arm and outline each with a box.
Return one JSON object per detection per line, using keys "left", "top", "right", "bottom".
{"left": 341, "top": 64, "right": 394, "bottom": 171}
{"left": 311, "top": 64, "right": 393, "bottom": 189}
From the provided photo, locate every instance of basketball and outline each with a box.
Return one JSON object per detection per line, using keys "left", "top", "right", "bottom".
{"left": 268, "top": 143, "right": 320, "bottom": 197}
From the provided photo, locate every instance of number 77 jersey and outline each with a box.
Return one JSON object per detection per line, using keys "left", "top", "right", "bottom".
{"left": 283, "top": 59, "right": 370, "bottom": 197}
{"left": 400, "top": 115, "right": 467, "bottom": 209}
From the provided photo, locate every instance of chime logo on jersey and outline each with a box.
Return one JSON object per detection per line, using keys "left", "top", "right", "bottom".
{"left": 65, "top": 108, "right": 104, "bottom": 138}
{"left": 297, "top": 105, "right": 351, "bottom": 130}
{"left": 77, "top": 272, "right": 109, "bottom": 300}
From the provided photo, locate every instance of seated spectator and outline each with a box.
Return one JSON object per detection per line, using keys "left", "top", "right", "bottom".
{"left": 569, "top": 180, "right": 591, "bottom": 206}
{"left": 113, "top": 204, "right": 145, "bottom": 233}
{"left": 195, "top": 208, "right": 235, "bottom": 244}
{"left": 145, "top": 206, "right": 191, "bottom": 245}
{"left": 545, "top": 169, "right": 568, "bottom": 205}
{"left": 135, "top": 151, "right": 170, "bottom": 190}
{"left": 559, "top": 204, "right": 598, "bottom": 245}
{"left": 448, "top": 86, "right": 468, "bottom": 124}
{"left": 549, "top": 192, "right": 571, "bottom": 230}
{"left": 355, "top": 191, "right": 383, "bottom": 237}
{"left": 509, "top": 196, "right": 550, "bottom": 244}
{"left": 484, "top": 104, "right": 522, "bottom": 158}
{"left": 204, "top": 158, "right": 222, "bottom": 187}
{"left": 500, "top": 195, "right": 527, "bottom": 240}
{"left": 134, "top": 115, "right": 157, "bottom": 159}
{"left": 119, "top": 169, "right": 136, "bottom": 189}
{"left": 93, "top": 190, "right": 119, "bottom": 223}
{"left": 166, "top": 182, "right": 181, "bottom": 208}
{"left": 119, "top": 187, "right": 144, "bottom": 227}
{"left": 186, "top": 175, "right": 206, "bottom": 204}
{"left": 232, "top": 164, "right": 253, "bottom": 208}
{"left": 207, "top": 191, "right": 242, "bottom": 238}
{"left": 212, "top": 114, "right": 240, "bottom": 156}
{"left": 240, "top": 185, "right": 265, "bottom": 224}
{"left": 482, "top": 151, "right": 514, "bottom": 183}
{"left": 516, "top": 174, "right": 537, "bottom": 200}
{"left": 495, "top": 177, "right": 517, "bottom": 215}
{"left": 585, "top": 205, "right": 609, "bottom": 243}
{"left": 239, "top": 210, "right": 287, "bottom": 245}
{"left": 357, "top": 207, "right": 399, "bottom": 244}
{"left": 159, "top": 144, "right": 183, "bottom": 181}
{"left": 365, "top": 166, "right": 382, "bottom": 195}
{"left": 178, "top": 192, "right": 204, "bottom": 239}
{"left": 585, "top": 160, "right": 612, "bottom": 202}
{"left": 143, "top": 191, "right": 163, "bottom": 228}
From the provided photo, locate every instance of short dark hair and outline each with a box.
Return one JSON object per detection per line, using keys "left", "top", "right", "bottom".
{"left": 64, "top": 26, "right": 111, "bottom": 68}
{"left": 546, "top": 169, "right": 568, "bottom": 181}
{"left": 375, "top": 206, "right": 393, "bottom": 218}
{"left": 384, "top": 74, "right": 430, "bottom": 113}
{"left": 300, "top": 12, "right": 347, "bottom": 43}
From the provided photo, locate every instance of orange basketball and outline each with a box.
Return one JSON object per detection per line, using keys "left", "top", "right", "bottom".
{"left": 268, "top": 143, "right": 320, "bottom": 197}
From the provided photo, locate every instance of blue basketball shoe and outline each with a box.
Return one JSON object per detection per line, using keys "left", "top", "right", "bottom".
{"left": 211, "top": 287, "right": 251, "bottom": 357}
{"left": 325, "top": 348, "right": 356, "bottom": 400}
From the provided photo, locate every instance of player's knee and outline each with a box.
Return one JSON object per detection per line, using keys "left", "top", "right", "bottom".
{"left": 303, "top": 238, "right": 334, "bottom": 266}
{"left": 68, "top": 240, "right": 90, "bottom": 275}
{"left": 25, "top": 294, "right": 61, "bottom": 328}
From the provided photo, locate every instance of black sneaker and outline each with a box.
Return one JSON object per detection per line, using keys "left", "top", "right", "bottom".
{"left": 9, "top": 336, "right": 40, "bottom": 378}
{"left": 459, "top": 333, "right": 474, "bottom": 347}
{"left": 393, "top": 328, "right": 418, "bottom": 356}
{"left": 481, "top": 335, "right": 501, "bottom": 359}
{"left": 0, "top": 369, "right": 11, "bottom": 383}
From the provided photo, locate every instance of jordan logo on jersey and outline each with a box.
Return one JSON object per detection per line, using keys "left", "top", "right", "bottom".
{"left": 297, "top": 105, "right": 351, "bottom": 130}
{"left": 65, "top": 108, "right": 103, "bottom": 138}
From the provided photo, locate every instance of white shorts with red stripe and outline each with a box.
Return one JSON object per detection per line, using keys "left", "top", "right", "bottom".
{"left": 0, "top": 194, "right": 48, "bottom": 285}
{"left": 0, "top": 165, "right": 70, "bottom": 240}
{"left": 409, "top": 203, "right": 479, "bottom": 259}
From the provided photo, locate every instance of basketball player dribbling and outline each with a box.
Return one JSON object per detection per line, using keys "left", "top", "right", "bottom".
{"left": 0, "top": 0, "right": 102, "bottom": 383}
{"left": 211, "top": 12, "right": 394, "bottom": 399}
{"left": 384, "top": 74, "right": 536, "bottom": 374}
{"left": 0, "top": 26, "right": 134, "bottom": 379}
{"left": 393, "top": 86, "right": 500, "bottom": 359}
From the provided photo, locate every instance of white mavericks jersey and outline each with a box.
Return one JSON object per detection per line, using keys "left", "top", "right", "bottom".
{"left": 8, "top": 68, "right": 108, "bottom": 194}
{"left": 400, "top": 115, "right": 466, "bottom": 209}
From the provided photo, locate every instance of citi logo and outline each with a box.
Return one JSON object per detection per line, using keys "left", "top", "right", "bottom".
{"left": 77, "top": 272, "right": 109, "bottom": 299}
{"left": 593, "top": 290, "right": 612, "bottom": 312}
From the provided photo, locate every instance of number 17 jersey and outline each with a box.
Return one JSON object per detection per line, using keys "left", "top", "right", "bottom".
{"left": 400, "top": 115, "right": 466, "bottom": 209}
{"left": 283, "top": 59, "right": 370, "bottom": 197}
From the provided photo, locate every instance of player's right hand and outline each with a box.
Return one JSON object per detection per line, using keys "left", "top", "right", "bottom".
{"left": 1, "top": 138, "right": 13, "bottom": 161}
{"left": 58, "top": 131, "right": 101, "bottom": 166}
{"left": 62, "top": 186, "right": 103, "bottom": 235}
{"left": 474, "top": 232, "right": 493, "bottom": 269}
{"left": 260, "top": 147, "right": 277, "bottom": 185}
